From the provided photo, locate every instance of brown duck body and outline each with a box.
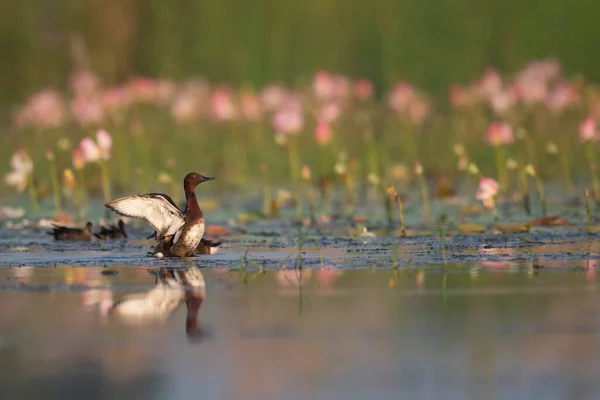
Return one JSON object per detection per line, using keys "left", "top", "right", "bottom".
{"left": 94, "top": 219, "right": 128, "bottom": 239}
{"left": 48, "top": 222, "right": 93, "bottom": 241}
{"left": 105, "top": 172, "right": 214, "bottom": 258}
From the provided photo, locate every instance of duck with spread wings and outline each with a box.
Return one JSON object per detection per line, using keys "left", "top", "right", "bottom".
{"left": 105, "top": 172, "right": 214, "bottom": 257}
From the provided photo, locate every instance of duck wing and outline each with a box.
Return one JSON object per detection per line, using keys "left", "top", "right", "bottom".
{"left": 106, "top": 193, "right": 185, "bottom": 239}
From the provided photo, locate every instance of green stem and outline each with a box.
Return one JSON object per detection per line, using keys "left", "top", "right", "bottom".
{"left": 397, "top": 197, "right": 406, "bottom": 236}
{"left": 494, "top": 146, "right": 508, "bottom": 193}
{"left": 288, "top": 138, "right": 302, "bottom": 220}
{"left": 49, "top": 159, "right": 61, "bottom": 214}
{"left": 418, "top": 175, "right": 431, "bottom": 225}
{"left": 585, "top": 144, "right": 600, "bottom": 201}
{"left": 26, "top": 173, "right": 40, "bottom": 217}
{"left": 100, "top": 161, "right": 112, "bottom": 204}
{"left": 534, "top": 175, "right": 547, "bottom": 217}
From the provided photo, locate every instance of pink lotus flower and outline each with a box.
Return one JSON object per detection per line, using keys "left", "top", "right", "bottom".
{"left": 154, "top": 79, "right": 177, "bottom": 105}
{"left": 449, "top": 83, "right": 471, "bottom": 108}
{"left": 408, "top": 99, "right": 430, "bottom": 125}
{"left": 486, "top": 122, "right": 514, "bottom": 146}
{"left": 580, "top": 117, "right": 597, "bottom": 142}
{"left": 317, "top": 101, "right": 341, "bottom": 124}
{"left": 332, "top": 75, "right": 351, "bottom": 99}
{"left": 271, "top": 98, "right": 304, "bottom": 135}
{"left": 260, "top": 85, "right": 288, "bottom": 111}
{"left": 315, "top": 122, "right": 333, "bottom": 146}
{"left": 15, "top": 90, "right": 66, "bottom": 129}
{"left": 210, "top": 87, "right": 238, "bottom": 122}
{"left": 545, "top": 81, "right": 579, "bottom": 112}
{"left": 313, "top": 70, "right": 336, "bottom": 100}
{"left": 354, "top": 78, "right": 374, "bottom": 101}
{"left": 476, "top": 68, "right": 502, "bottom": 99}
{"left": 126, "top": 78, "right": 157, "bottom": 102}
{"left": 4, "top": 149, "right": 34, "bottom": 193}
{"left": 70, "top": 95, "right": 104, "bottom": 126}
{"left": 489, "top": 90, "right": 515, "bottom": 115}
{"left": 96, "top": 129, "right": 112, "bottom": 160}
{"left": 476, "top": 177, "right": 499, "bottom": 209}
{"left": 240, "top": 92, "right": 262, "bottom": 121}
{"left": 79, "top": 137, "right": 101, "bottom": 163}
{"left": 70, "top": 69, "right": 101, "bottom": 97}
{"left": 388, "top": 81, "right": 416, "bottom": 112}
{"left": 102, "top": 87, "right": 132, "bottom": 112}
{"left": 170, "top": 90, "right": 201, "bottom": 122}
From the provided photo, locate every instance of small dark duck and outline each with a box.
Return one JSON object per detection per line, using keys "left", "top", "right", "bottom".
{"left": 47, "top": 222, "right": 93, "bottom": 241}
{"left": 94, "top": 219, "right": 128, "bottom": 239}
{"left": 105, "top": 172, "right": 214, "bottom": 257}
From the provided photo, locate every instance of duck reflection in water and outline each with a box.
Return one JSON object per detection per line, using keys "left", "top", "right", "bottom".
{"left": 104, "top": 266, "right": 206, "bottom": 341}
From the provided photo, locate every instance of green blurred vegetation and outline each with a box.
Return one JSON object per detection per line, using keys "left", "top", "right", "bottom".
{"left": 2, "top": 0, "right": 599, "bottom": 109}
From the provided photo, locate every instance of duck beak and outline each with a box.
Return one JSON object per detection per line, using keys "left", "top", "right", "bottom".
{"left": 201, "top": 176, "right": 215, "bottom": 182}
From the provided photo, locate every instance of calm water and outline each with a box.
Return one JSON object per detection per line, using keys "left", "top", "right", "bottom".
{"left": 0, "top": 266, "right": 599, "bottom": 400}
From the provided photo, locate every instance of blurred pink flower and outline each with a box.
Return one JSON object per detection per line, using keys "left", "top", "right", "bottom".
{"left": 261, "top": 84, "right": 288, "bottom": 111}
{"left": 102, "top": 87, "right": 132, "bottom": 112}
{"left": 171, "top": 90, "right": 201, "bottom": 122}
{"left": 486, "top": 122, "right": 514, "bottom": 146}
{"left": 70, "top": 69, "right": 101, "bottom": 97}
{"left": 354, "top": 78, "right": 374, "bottom": 101}
{"left": 79, "top": 137, "right": 101, "bottom": 163}
{"left": 96, "top": 129, "right": 112, "bottom": 160}
{"left": 315, "top": 122, "right": 333, "bottom": 146}
{"left": 72, "top": 147, "right": 85, "bottom": 170}
{"left": 4, "top": 149, "right": 34, "bottom": 193}
{"left": 332, "top": 75, "right": 351, "bottom": 99}
{"left": 70, "top": 95, "right": 104, "bottom": 126}
{"left": 489, "top": 90, "right": 515, "bottom": 115}
{"left": 449, "top": 83, "right": 471, "bottom": 108}
{"left": 126, "top": 78, "right": 157, "bottom": 102}
{"left": 210, "top": 87, "right": 238, "bottom": 122}
{"left": 476, "top": 177, "right": 499, "bottom": 209}
{"left": 313, "top": 71, "right": 336, "bottom": 101}
{"left": 240, "top": 92, "right": 262, "bottom": 121}
{"left": 317, "top": 101, "right": 341, "bottom": 124}
{"left": 154, "top": 79, "right": 177, "bottom": 104}
{"left": 388, "top": 81, "right": 416, "bottom": 112}
{"left": 580, "top": 117, "right": 597, "bottom": 142}
{"left": 476, "top": 68, "right": 502, "bottom": 99}
{"left": 15, "top": 90, "right": 66, "bottom": 129}
{"left": 408, "top": 99, "right": 430, "bottom": 125}
{"left": 511, "top": 60, "right": 561, "bottom": 105}
{"left": 271, "top": 99, "right": 304, "bottom": 135}
{"left": 545, "top": 81, "right": 579, "bottom": 112}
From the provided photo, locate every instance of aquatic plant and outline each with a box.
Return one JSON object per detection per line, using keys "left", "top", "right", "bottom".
{"left": 3, "top": 57, "right": 600, "bottom": 228}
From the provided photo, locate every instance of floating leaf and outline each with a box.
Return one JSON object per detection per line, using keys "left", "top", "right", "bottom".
{"left": 494, "top": 223, "right": 530, "bottom": 234}
{"left": 457, "top": 223, "right": 486, "bottom": 234}
{"left": 524, "top": 215, "right": 570, "bottom": 226}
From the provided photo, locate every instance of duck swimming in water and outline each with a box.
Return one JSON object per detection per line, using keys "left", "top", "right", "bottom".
{"left": 94, "top": 219, "right": 128, "bottom": 239}
{"left": 47, "top": 222, "right": 93, "bottom": 241}
{"left": 105, "top": 172, "right": 214, "bottom": 257}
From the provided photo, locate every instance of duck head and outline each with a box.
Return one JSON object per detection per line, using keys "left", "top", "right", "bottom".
{"left": 85, "top": 222, "right": 93, "bottom": 233}
{"left": 184, "top": 172, "right": 215, "bottom": 190}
